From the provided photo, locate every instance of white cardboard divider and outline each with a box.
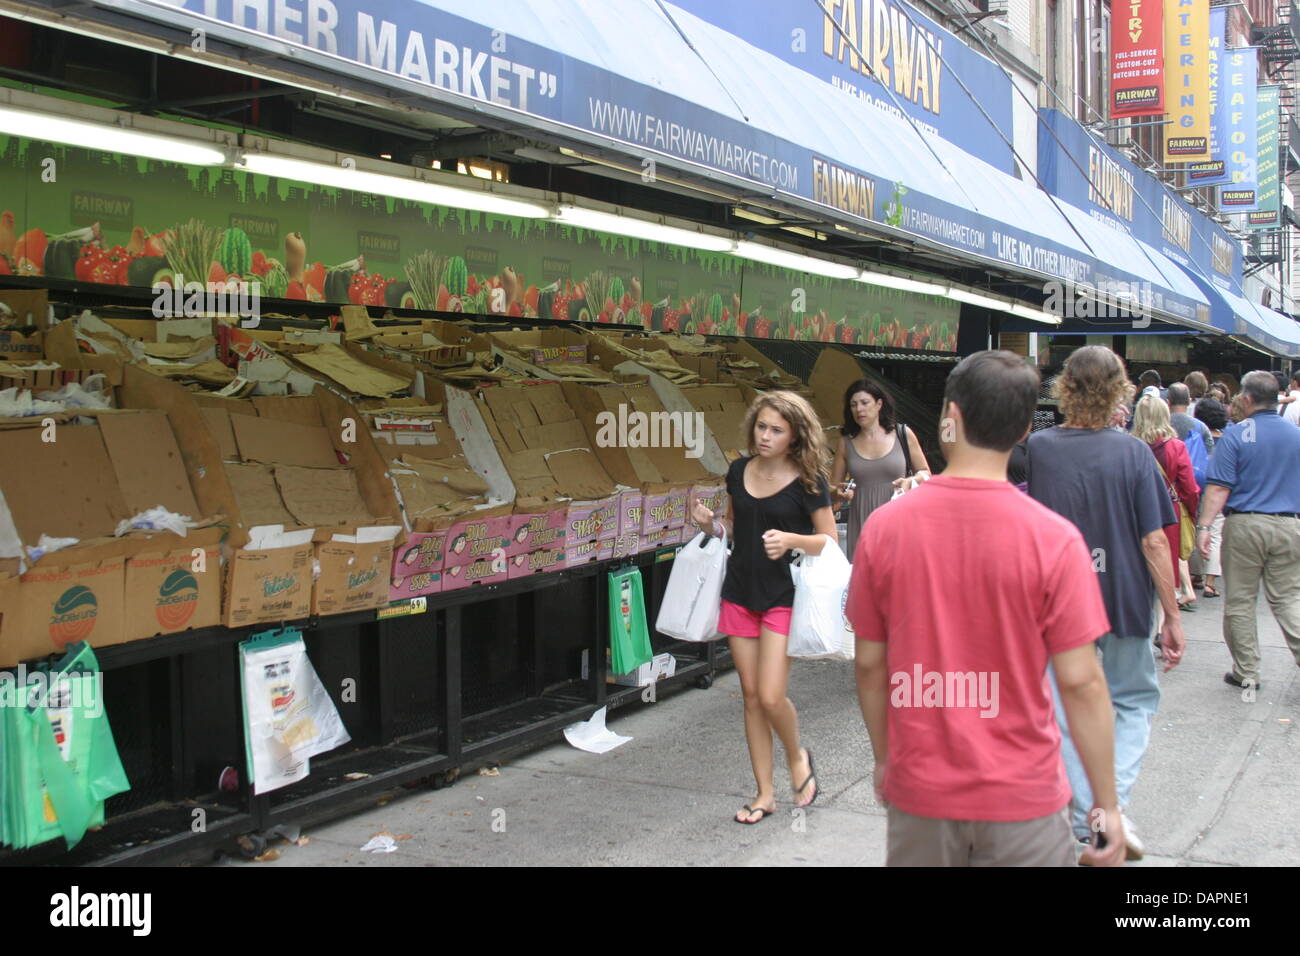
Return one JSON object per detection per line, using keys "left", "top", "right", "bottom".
{"left": 613, "top": 360, "right": 729, "bottom": 476}
{"left": 446, "top": 385, "right": 516, "bottom": 505}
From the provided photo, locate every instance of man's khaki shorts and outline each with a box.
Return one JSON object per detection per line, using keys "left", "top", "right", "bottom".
{"left": 886, "top": 805, "right": 1076, "bottom": 867}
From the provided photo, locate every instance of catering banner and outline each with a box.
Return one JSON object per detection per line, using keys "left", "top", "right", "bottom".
{"left": 1217, "top": 54, "right": 1260, "bottom": 212}
{"left": 1247, "top": 86, "right": 1281, "bottom": 229}
{"left": 667, "top": 0, "right": 1016, "bottom": 172}
{"left": 1110, "top": 0, "right": 1165, "bottom": 118}
{"left": 1187, "top": 7, "right": 1229, "bottom": 185}
{"left": 1162, "top": 0, "right": 1211, "bottom": 162}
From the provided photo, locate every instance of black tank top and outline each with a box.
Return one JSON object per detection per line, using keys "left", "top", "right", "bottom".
{"left": 722, "top": 456, "right": 831, "bottom": 612}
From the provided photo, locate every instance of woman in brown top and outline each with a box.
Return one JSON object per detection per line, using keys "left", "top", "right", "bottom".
{"left": 830, "top": 379, "right": 930, "bottom": 557}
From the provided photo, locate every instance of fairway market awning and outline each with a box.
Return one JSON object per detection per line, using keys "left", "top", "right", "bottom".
{"left": 34, "top": 0, "right": 1211, "bottom": 324}
{"left": 1176, "top": 266, "right": 1300, "bottom": 359}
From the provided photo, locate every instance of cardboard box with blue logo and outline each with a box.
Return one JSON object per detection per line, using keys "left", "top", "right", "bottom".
{"left": 117, "top": 362, "right": 402, "bottom": 626}
{"left": 0, "top": 404, "right": 223, "bottom": 667}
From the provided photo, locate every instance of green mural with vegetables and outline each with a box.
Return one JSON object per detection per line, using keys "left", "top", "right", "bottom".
{"left": 0, "top": 136, "right": 958, "bottom": 351}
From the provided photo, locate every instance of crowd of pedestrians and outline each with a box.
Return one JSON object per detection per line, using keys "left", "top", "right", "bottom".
{"left": 690, "top": 346, "right": 1298, "bottom": 867}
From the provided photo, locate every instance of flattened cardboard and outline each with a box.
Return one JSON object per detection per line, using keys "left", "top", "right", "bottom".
{"left": 0, "top": 424, "right": 131, "bottom": 544}
{"left": 98, "top": 410, "right": 201, "bottom": 518}
{"left": 193, "top": 393, "right": 259, "bottom": 416}
{"left": 398, "top": 455, "right": 489, "bottom": 496}
{"left": 547, "top": 449, "right": 617, "bottom": 500}
{"left": 223, "top": 463, "right": 296, "bottom": 527}
{"left": 294, "top": 343, "right": 409, "bottom": 397}
{"left": 201, "top": 407, "right": 240, "bottom": 461}
{"left": 528, "top": 419, "right": 588, "bottom": 452}
{"left": 118, "top": 364, "right": 238, "bottom": 539}
{"left": 252, "top": 395, "right": 323, "bottom": 426}
{"left": 223, "top": 544, "right": 313, "bottom": 628}
{"left": 316, "top": 386, "right": 401, "bottom": 522}
{"left": 394, "top": 472, "right": 464, "bottom": 521}
{"left": 232, "top": 414, "right": 340, "bottom": 469}
{"left": 274, "top": 466, "right": 374, "bottom": 527}
{"left": 809, "top": 348, "right": 864, "bottom": 426}
{"left": 502, "top": 448, "right": 554, "bottom": 500}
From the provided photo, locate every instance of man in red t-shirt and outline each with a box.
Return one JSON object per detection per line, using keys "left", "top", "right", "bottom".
{"left": 847, "top": 351, "right": 1126, "bottom": 866}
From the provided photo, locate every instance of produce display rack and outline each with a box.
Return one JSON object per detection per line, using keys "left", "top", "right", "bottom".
{"left": 0, "top": 545, "right": 729, "bottom": 867}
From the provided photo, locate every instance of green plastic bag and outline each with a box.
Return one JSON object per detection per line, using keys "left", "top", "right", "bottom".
{"left": 608, "top": 568, "right": 653, "bottom": 675}
{"left": 0, "top": 643, "right": 129, "bottom": 850}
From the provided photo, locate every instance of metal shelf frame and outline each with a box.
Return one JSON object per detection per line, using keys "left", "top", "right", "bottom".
{"left": 0, "top": 546, "right": 730, "bottom": 866}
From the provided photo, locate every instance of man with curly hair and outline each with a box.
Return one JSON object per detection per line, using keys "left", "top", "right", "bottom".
{"left": 1025, "top": 346, "right": 1183, "bottom": 863}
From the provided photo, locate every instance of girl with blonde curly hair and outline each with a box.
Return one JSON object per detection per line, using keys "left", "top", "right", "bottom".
{"left": 691, "top": 390, "right": 835, "bottom": 824}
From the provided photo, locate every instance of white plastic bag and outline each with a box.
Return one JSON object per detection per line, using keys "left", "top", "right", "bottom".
{"left": 241, "top": 631, "right": 351, "bottom": 794}
{"left": 655, "top": 529, "right": 729, "bottom": 642}
{"left": 788, "top": 535, "right": 854, "bottom": 660}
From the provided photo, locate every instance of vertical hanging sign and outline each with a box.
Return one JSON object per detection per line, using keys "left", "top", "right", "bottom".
{"left": 1162, "top": 0, "right": 1211, "bottom": 162}
{"left": 1218, "top": 53, "right": 1260, "bottom": 211}
{"left": 1188, "top": 7, "right": 1229, "bottom": 184}
{"left": 1111, "top": 0, "right": 1166, "bottom": 117}
{"left": 1247, "top": 86, "right": 1281, "bottom": 228}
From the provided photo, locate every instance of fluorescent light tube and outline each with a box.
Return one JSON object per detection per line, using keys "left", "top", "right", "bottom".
{"left": 552, "top": 205, "right": 736, "bottom": 251}
{"left": 732, "top": 241, "right": 860, "bottom": 279}
{"left": 240, "top": 153, "right": 552, "bottom": 218}
{"left": 858, "top": 271, "right": 948, "bottom": 296}
{"left": 0, "top": 105, "right": 226, "bottom": 166}
{"left": 1009, "top": 302, "right": 1063, "bottom": 325}
{"left": 948, "top": 287, "right": 1013, "bottom": 311}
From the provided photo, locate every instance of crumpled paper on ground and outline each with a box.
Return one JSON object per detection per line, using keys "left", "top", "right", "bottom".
{"left": 360, "top": 835, "right": 398, "bottom": 854}
{"left": 563, "top": 706, "right": 632, "bottom": 754}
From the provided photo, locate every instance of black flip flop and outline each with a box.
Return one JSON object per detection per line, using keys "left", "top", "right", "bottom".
{"left": 735, "top": 804, "right": 775, "bottom": 825}
{"left": 794, "top": 748, "right": 819, "bottom": 808}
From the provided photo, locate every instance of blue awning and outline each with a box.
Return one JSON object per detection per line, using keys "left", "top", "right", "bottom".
{"left": 65, "top": 0, "right": 1212, "bottom": 323}
{"left": 1176, "top": 264, "right": 1300, "bottom": 358}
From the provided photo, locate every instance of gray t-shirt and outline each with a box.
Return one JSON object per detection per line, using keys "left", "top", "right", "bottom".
{"left": 1026, "top": 427, "right": 1176, "bottom": 639}
{"left": 1171, "top": 411, "right": 1214, "bottom": 453}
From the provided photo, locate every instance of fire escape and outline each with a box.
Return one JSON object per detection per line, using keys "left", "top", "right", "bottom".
{"left": 1244, "top": 1, "right": 1298, "bottom": 287}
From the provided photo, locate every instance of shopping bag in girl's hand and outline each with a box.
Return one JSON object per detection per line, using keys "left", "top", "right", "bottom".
{"left": 788, "top": 535, "right": 854, "bottom": 660}
{"left": 655, "top": 529, "right": 729, "bottom": 643}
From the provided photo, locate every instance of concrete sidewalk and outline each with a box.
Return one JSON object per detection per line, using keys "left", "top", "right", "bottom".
{"left": 219, "top": 595, "right": 1299, "bottom": 867}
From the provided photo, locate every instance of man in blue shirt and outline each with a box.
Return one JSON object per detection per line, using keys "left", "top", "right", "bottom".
{"left": 1029, "top": 346, "right": 1182, "bottom": 862}
{"left": 1197, "top": 370, "right": 1300, "bottom": 690}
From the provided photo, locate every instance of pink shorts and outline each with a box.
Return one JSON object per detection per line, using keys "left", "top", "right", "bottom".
{"left": 718, "top": 599, "right": 792, "bottom": 638}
